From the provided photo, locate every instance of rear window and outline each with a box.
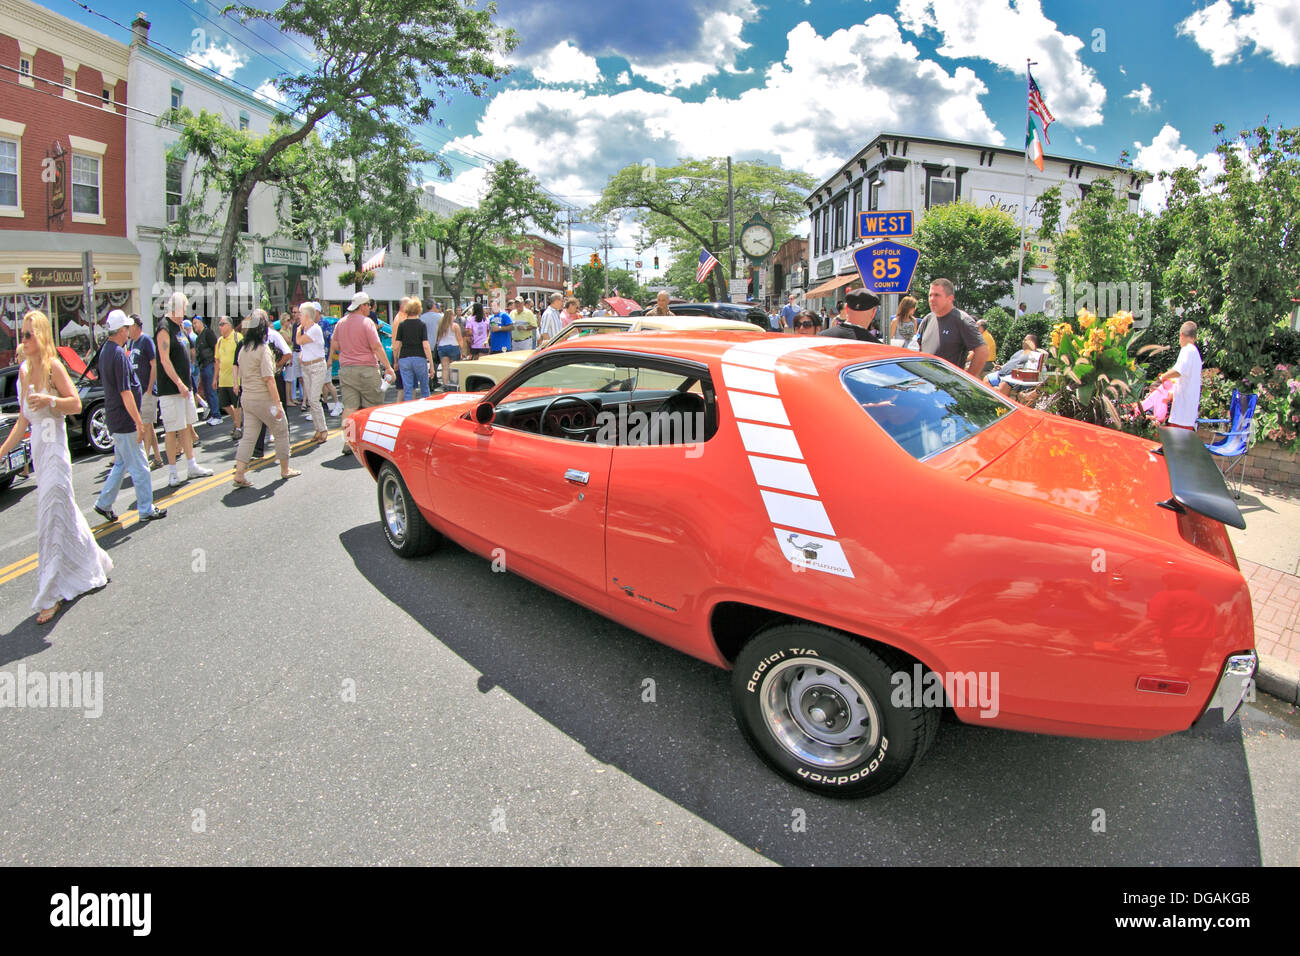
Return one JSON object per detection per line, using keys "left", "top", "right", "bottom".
{"left": 842, "top": 359, "right": 1014, "bottom": 460}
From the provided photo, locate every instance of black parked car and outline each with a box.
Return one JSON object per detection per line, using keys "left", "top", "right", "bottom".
{"left": 0, "top": 345, "right": 112, "bottom": 454}
{"left": 628, "top": 301, "right": 771, "bottom": 331}
{"left": 0, "top": 410, "right": 32, "bottom": 493}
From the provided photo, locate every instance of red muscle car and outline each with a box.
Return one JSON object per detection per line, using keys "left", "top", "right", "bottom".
{"left": 347, "top": 331, "right": 1257, "bottom": 797}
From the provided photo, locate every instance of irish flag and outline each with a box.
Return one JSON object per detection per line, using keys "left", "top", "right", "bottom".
{"left": 1026, "top": 113, "right": 1046, "bottom": 172}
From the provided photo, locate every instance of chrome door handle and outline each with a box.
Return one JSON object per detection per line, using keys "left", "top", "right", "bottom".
{"left": 564, "top": 468, "right": 589, "bottom": 485}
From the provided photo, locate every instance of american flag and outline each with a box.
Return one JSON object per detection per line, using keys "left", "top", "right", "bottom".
{"left": 1027, "top": 69, "right": 1055, "bottom": 144}
{"left": 361, "top": 248, "right": 386, "bottom": 272}
{"left": 695, "top": 248, "right": 719, "bottom": 284}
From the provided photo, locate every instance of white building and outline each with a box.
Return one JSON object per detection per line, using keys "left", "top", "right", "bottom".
{"left": 126, "top": 14, "right": 311, "bottom": 327}
{"left": 317, "top": 184, "right": 465, "bottom": 324}
{"left": 803, "top": 131, "right": 1150, "bottom": 316}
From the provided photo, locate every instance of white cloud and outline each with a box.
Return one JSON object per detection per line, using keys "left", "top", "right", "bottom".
{"left": 1124, "top": 83, "right": 1155, "bottom": 110}
{"left": 184, "top": 41, "right": 247, "bottom": 80}
{"left": 1118, "top": 64, "right": 1127, "bottom": 75}
{"left": 615, "top": 71, "right": 630, "bottom": 85}
{"left": 435, "top": 15, "right": 1002, "bottom": 215}
{"left": 514, "top": 40, "right": 601, "bottom": 85}
{"left": 897, "top": 0, "right": 1108, "bottom": 126}
{"left": 1132, "top": 124, "right": 1224, "bottom": 210}
{"left": 625, "top": 0, "right": 756, "bottom": 90}
{"left": 253, "top": 80, "right": 287, "bottom": 106}
{"left": 1177, "top": 0, "right": 1300, "bottom": 67}
{"left": 1073, "top": 135, "right": 1097, "bottom": 153}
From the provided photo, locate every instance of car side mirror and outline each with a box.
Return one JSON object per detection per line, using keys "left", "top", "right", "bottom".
{"left": 474, "top": 401, "right": 495, "bottom": 425}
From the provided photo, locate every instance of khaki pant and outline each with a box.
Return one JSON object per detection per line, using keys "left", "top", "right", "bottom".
{"left": 301, "top": 359, "right": 328, "bottom": 433}
{"left": 237, "top": 393, "right": 290, "bottom": 466}
{"left": 338, "top": 365, "right": 384, "bottom": 417}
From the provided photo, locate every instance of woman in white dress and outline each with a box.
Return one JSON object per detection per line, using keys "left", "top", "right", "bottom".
{"left": 0, "top": 310, "right": 112, "bottom": 624}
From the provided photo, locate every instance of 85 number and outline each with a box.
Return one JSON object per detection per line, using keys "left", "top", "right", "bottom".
{"left": 872, "top": 258, "right": 901, "bottom": 280}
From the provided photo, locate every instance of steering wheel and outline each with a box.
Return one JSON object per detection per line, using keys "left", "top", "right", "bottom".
{"left": 540, "top": 394, "right": 602, "bottom": 437}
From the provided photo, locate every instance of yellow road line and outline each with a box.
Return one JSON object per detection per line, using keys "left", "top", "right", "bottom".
{"left": 0, "top": 428, "right": 340, "bottom": 586}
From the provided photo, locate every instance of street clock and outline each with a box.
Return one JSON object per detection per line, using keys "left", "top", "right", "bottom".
{"left": 739, "top": 213, "right": 775, "bottom": 261}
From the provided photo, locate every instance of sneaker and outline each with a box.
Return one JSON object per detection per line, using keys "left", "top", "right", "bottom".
{"left": 93, "top": 504, "right": 118, "bottom": 523}
{"left": 232, "top": 428, "right": 242, "bottom": 440}
{"left": 187, "top": 462, "right": 213, "bottom": 479}
{"left": 168, "top": 472, "right": 184, "bottom": 487}
{"left": 140, "top": 508, "right": 167, "bottom": 521}
{"left": 206, "top": 416, "right": 223, "bottom": 426}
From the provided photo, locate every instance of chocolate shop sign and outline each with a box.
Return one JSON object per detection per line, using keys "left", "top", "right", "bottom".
{"left": 25, "top": 266, "right": 85, "bottom": 287}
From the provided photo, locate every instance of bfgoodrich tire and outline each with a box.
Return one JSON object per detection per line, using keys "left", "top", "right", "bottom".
{"left": 731, "top": 624, "right": 939, "bottom": 798}
{"left": 376, "top": 462, "right": 441, "bottom": 558}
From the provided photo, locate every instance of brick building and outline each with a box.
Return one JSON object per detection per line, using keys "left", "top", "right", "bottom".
{"left": 0, "top": 0, "right": 137, "bottom": 367}
{"left": 504, "top": 234, "right": 564, "bottom": 307}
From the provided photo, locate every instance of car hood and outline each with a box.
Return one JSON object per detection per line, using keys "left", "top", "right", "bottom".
{"left": 968, "top": 414, "right": 1177, "bottom": 539}
{"left": 352, "top": 391, "right": 483, "bottom": 438}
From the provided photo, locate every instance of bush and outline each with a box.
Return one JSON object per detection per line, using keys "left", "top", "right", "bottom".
{"left": 1006, "top": 312, "right": 1052, "bottom": 361}
{"left": 1263, "top": 326, "right": 1300, "bottom": 367}
{"left": 982, "top": 306, "right": 1014, "bottom": 361}
{"left": 1135, "top": 312, "right": 1180, "bottom": 377}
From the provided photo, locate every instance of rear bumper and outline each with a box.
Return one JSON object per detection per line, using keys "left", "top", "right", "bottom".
{"left": 1189, "top": 651, "right": 1258, "bottom": 729}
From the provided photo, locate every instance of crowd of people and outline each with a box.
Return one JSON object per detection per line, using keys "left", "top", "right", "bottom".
{"left": 0, "top": 279, "right": 1202, "bottom": 627}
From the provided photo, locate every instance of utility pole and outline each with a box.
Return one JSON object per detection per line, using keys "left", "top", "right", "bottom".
{"left": 565, "top": 207, "right": 573, "bottom": 295}
{"left": 727, "top": 155, "right": 736, "bottom": 282}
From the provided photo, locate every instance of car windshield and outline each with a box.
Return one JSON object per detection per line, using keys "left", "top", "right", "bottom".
{"left": 546, "top": 322, "right": 632, "bottom": 348}
{"left": 842, "top": 359, "right": 1014, "bottom": 460}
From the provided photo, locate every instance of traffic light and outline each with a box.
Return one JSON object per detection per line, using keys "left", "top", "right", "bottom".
{"left": 527, "top": 253, "right": 535, "bottom": 271}
{"left": 589, "top": 253, "right": 597, "bottom": 267}
{"left": 653, "top": 256, "right": 659, "bottom": 269}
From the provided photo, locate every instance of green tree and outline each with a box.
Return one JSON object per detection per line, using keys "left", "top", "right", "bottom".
{"left": 421, "top": 159, "right": 561, "bottom": 310}
{"left": 1048, "top": 178, "right": 1141, "bottom": 301}
{"left": 591, "top": 159, "right": 814, "bottom": 302}
{"left": 1161, "top": 123, "right": 1300, "bottom": 378}
{"left": 576, "top": 263, "right": 604, "bottom": 307}
{"left": 290, "top": 117, "right": 433, "bottom": 291}
{"left": 169, "top": 0, "right": 512, "bottom": 288}
{"left": 908, "top": 201, "right": 1020, "bottom": 316}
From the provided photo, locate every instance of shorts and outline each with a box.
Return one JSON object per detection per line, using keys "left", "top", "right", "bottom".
{"left": 139, "top": 390, "right": 158, "bottom": 423}
{"left": 217, "top": 386, "right": 239, "bottom": 410}
{"left": 338, "top": 364, "right": 385, "bottom": 412}
{"left": 437, "top": 344, "right": 461, "bottom": 362}
{"left": 470, "top": 347, "right": 488, "bottom": 358}
{"left": 159, "top": 392, "right": 199, "bottom": 432}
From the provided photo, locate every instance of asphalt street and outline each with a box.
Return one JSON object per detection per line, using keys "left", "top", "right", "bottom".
{"left": 0, "top": 407, "right": 1296, "bottom": 866}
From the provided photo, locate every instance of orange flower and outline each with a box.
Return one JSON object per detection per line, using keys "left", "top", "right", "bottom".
{"left": 1077, "top": 308, "right": 1097, "bottom": 330}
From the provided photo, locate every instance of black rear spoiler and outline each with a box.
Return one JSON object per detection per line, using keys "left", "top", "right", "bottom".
{"left": 1152, "top": 426, "right": 1246, "bottom": 529}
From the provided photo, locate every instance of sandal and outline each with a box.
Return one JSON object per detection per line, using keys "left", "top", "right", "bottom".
{"left": 232, "top": 476, "right": 254, "bottom": 488}
{"left": 36, "top": 602, "right": 62, "bottom": 625}
{"left": 280, "top": 468, "right": 302, "bottom": 479}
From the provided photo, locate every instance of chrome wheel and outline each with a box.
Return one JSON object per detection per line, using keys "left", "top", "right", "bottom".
{"left": 760, "top": 657, "right": 880, "bottom": 768}
{"left": 381, "top": 472, "right": 407, "bottom": 545}
{"left": 88, "top": 405, "right": 113, "bottom": 453}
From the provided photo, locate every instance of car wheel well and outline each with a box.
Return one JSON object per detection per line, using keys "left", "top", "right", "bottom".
{"left": 711, "top": 601, "right": 938, "bottom": 674}
{"left": 360, "top": 449, "right": 386, "bottom": 479}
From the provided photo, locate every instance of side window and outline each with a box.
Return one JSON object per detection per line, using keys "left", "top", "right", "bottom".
{"left": 489, "top": 356, "right": 715, "bottom": 445}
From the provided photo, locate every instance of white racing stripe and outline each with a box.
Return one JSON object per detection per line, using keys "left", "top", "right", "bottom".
{"left": 361, "top": 394, "right": 474, "bottom": 453}
{"left": 719, "top": 340, "right": 855, "bottom": 577}
{"left": 361, "top": 430, "right": 397, "bottom": 451}
{"left": 363, "top": 421, "right": 401, "bottom": 439}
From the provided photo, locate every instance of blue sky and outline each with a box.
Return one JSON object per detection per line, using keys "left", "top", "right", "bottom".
{"left": 46, "top": 0, "right": 1300, "bottom": 260}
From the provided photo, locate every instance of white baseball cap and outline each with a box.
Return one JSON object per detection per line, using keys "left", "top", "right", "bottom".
{"left": 348, "top": 291, "right": 372, "bottom": 311}
{"left": 105, "top": 309, "right": 134, "bottom": 332}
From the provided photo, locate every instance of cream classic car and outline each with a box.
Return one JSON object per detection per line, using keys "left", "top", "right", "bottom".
{"left": 450, "top": 315, "right": 760, "bottom": 392}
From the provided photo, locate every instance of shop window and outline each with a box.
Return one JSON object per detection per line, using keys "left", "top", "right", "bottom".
{"left": 72, "top": 154, "right": 100, "bottom": 216}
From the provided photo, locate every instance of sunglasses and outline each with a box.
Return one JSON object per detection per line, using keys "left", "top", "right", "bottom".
{"left": 795, "top": 321, "right": 816, "bottom": 329}
{"left": 21, "top": 330, "right": 35, "bottom": 341}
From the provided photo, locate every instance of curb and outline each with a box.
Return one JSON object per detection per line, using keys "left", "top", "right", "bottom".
{"left": 1257, "top": 654, "right": 1300, "bottom": 705}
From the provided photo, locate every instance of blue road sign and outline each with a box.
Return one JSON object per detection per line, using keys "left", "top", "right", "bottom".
{"left": 858, "top": 210, "right": 913, "bottom": 240}
{"left": 853, "top": 240, "right": 920, "bottom": 296}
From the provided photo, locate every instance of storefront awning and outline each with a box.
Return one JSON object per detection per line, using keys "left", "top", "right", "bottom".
{"left": 805, "top": 273, "right": 860, "bottom": 299}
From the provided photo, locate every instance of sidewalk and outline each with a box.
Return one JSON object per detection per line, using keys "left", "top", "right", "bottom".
{"left": 1227, "top": 481, "right": 1300, "bottom": 703}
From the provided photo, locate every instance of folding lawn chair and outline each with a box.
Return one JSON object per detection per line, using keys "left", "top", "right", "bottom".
{"left": 1199, "top": 390, "right": 1258, "bottom": 499}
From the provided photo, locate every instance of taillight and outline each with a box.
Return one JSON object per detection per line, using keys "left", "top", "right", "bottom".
{"left": 1176, "top": 509, "right": 1238, "bottom": 568}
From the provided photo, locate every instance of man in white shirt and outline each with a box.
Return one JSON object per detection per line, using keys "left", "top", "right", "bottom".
{"left": 1158, "top": 321, "right": 1203, "bottom": 429}
{"left": 538, "top": 293, "right": 564, "bottom": 345}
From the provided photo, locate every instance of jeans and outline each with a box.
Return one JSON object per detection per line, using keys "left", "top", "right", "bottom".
{"left": 399, "top": 356, "right": 431, "bottom": 401}
{"left": 96, "top": 431, "right": 154, "bottom": 514}
{"left": 198, "top": 362, "right": 218, "bottom": 418}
